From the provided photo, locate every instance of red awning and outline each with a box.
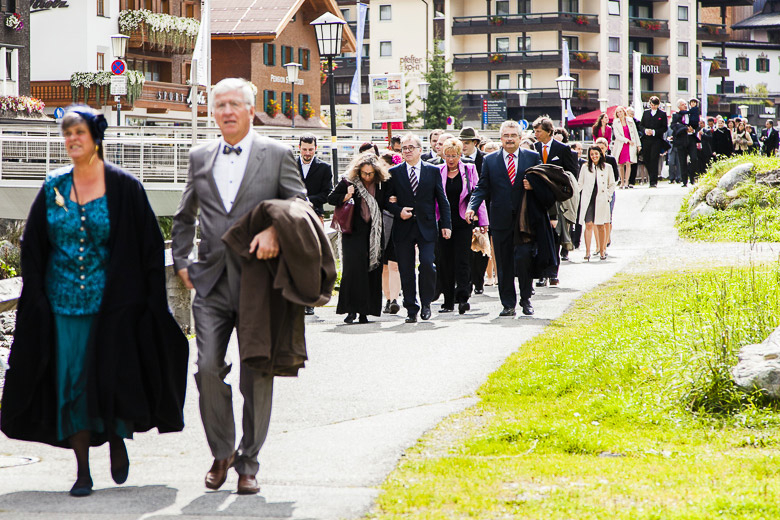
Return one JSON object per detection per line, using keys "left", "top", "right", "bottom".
{"left": 566, "top": 105, "right": 619, "bottom": 128}
{"left": 381, "top": 122, "right": 405, "bottom": 130}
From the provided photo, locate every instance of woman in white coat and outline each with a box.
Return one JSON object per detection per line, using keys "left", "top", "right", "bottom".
{"left": 610, "top": 105, "right": 641, "bottom": 188}
{"left": 578, "top": 146, "right": 616, "bottom": 261}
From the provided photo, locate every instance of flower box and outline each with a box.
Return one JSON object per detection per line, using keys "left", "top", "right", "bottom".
{"left": 638, "top": 20, "right": 663, "bottom": 32}
{"left": 266, "top": 99, "right": 280, "bottom": 118}
{"left": 5, "top": 13, "right": 23, "bottom": 32}
{"left": 572, "top": 52, "right": 589, "bottom": 64}
{"left": 490, "top": 53, "right": 506, "bottom": 63}
{"left": 574, "top": 15, "right": 589, "bottom": 26}
{"left": 489, "top": 16, "right": 506, "bottom": 26}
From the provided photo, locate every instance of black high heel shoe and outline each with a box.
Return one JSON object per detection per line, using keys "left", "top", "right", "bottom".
{"left": 110, "top": 438, "right": 129, "bottom": 485}
{"left": 70, "top": 475, "right": 93, "bottom": 497}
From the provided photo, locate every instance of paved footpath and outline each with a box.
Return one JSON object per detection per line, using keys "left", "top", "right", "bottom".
{"left": 1, "top": 185, "right": 774, "bottom": 520}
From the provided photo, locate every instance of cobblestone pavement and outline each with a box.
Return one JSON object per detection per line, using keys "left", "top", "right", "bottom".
{"left": 1, "top": 184, "right": 774, "bottom": 520}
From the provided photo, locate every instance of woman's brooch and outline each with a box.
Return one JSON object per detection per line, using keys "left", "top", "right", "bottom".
{"left": 53, "top": 187, "right": 68, "bottom": 212}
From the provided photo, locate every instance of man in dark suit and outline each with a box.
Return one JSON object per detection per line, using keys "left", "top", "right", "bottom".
{"left": 460, "top": 127, "right": 485, "bottom": 173}
{"left": 697, "top": 118, "right": 715, "bottom": 175}
{"left": 670, "top": 99, "right": 699, "bottom": 187}
{"left": 761, "top": 119, "right": 779, "bottom": 157}
{"left": 298, "top": 133, "right": 333, "bottom": 315}
{"left": 640, "top": 96, "right": 668, "bottom": 187}
{"left": 421, "top": 129, "right": 443, "bottom": 162}
{"left": 386, "top": 133, "right": 452, "bottom": 323}
{"left": 534, "top": 117, "right": 577, "bottom": 285}
{"left": 626, "top": 107, "right": 644, "bottom": 186}
{"left": 466, "top": 120, "right": 542, "bottom": 317}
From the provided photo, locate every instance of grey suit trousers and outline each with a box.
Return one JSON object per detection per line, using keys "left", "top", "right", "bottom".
{"left": 192, "top": 252, "right": 274, "bottom": 476}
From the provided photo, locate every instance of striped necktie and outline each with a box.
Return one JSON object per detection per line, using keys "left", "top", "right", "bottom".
{"left": 507, "top": 153, "right": 516, "bottom": 185}
{"left": 409, "top": 165, "right": 419, "bottom": 195}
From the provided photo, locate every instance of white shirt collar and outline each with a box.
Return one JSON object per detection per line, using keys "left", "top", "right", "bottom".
{"left": 466, "top": 150, "right": 478, "bottom": 161}
{"left": 502, "top": 149, "right": 517, "bottom": 162}
{"left": 407, "top": 160, "right": 422, "bottom": 172}
{"left": 220, "top": 131, "right": 254, "bottom": 157}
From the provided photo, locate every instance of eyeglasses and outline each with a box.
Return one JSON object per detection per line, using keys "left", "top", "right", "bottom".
{"left": 443, "top": 154, "right": 460, "bottom": 160}
{"left": 360, "top": 169, "right": 375, "bottom": 176}
{"left": 401, "top": 146, "right": 419, "bottom": 152}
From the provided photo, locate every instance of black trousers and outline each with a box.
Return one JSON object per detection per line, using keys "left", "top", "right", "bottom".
{"left": 643, "top": 139, "right": 664, "bottom": 186}
{"left": 513, "top": 242, "right": 537, "bottom": 304}
{"left": 628, "top": 162, "right": 638, "bottom": 185}
{"left": 676, "top": 139, "right": 699, "bottom": 185}
{"left": 438, "top": 225, "right": 473, "bottom": 307}
{"left": 492, "top": 228, "right": 517, "bottom": 309}
{"left": 395, "top": 225, "right": 436, "bottom": 316}
{"left": 471, "top": 250, "right": 489, "bottom": 291}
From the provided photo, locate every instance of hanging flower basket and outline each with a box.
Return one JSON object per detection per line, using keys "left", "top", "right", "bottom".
{"left": 320, "top": 61, "right": 339, "bottom": 85}
{"left": 490, "top": 53, "right": 506, "bottom": 63}
{"left": 119, "top": 9, "right": 199, "bottom": 52}
{"left": 266, "top": 99, "right": 280, "bottom": 117}
{"left": 574, "top": 15, "right": 589, "bottom": 25}
{"left": 710, "top": 60, "right": 721, "bottom": 71}
{"left": 301, "top": 101, "right": 314, "bottom": 119}
{"left": 284, "top": 102, "right": 298, "bottom": 119}
{"left": 489, "top": 16, "right": 506, "bottom": 26}
{"left": 5, "top": 13, "right": 23, "bottom": 32}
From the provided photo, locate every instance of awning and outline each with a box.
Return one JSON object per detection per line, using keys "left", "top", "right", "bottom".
{"left": 566, "top": 105, "right": 619, "bottom": 128}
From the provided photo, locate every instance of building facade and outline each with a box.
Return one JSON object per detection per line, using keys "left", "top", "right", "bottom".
{"left": 1, "top": 0, "right": 31, "bottom": 96}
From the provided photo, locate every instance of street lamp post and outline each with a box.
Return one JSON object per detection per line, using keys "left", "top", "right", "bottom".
{"left": 555, "top": 74, "right": 575, "bottom": 128}
{"left": 110, "top": 34, "right": 129, "bottom": 126}
{"left": 311, "top": 13, "right": 346, "bottom": 184}
{"left": 738, "top": 104, "right": 749, "bottom": 120}
{"left": 598, "top": 97, "right": 608, "bottom": 113}
{"left": 517, "top": 89, "right": 528, "bottom": 123}
{"left": 284, "top": 62, "right": 302, "bottom": 128}
{"left": 418, "top": 81, "right": 430, "bottom": 129}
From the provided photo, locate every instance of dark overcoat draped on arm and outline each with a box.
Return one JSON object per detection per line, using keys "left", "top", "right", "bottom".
{"left": 1, "top": 163, "right": 189, "bottom": 448}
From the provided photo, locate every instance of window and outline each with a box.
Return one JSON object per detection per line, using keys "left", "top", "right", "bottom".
{"left": 562, "top": 35, "right": 579, "bottom": 51}
{"left": 678, "top": 6, "right": 688, "bottom": 21}
{"left": 281, "top": 46, "right": 293, "bottom": 64}
{"left": 517, "top": 73, "right": 531, "bottom": 89}
{"left": 496, "top": 38, "right": 510, "bottom": 53}
{"left": 281, "top": 92, "right": 293, "bottom": 115}
{"left": 97, "top": 0, "right": 104, "bottom": 16}
{"left": 678, "top": 42, "right": 688, "bottom": 57}
{"left": 517, "top": 0, "right": 530, "bottom": 13}
{"left": 97, "top": 52, "right": 105, "bottom": 71}
{"left": 263, "top": 90, "right": 275, "bottom": 111}
{"left": 609, "top": 37, "right": 620, "bottom": 53}
{"left": 299, "top": 48, "right": 310, "bottom": 70}
{"left": 184, "top": 2, "right": 195, "bottom": 17}
{"left": 263, "top": 43, "right": 276, "bottom": 66}
{"left": 160, "top": 0, "right": 169, "bottom": 13}
{"left": 340, "top": 8, "right": 351, "bottom": 21}
{"left": 609, "top": 74, "right": 620, "bottom": 90}
{"left": 336, "top": 81, "right": 351, "bottom": 95}
{"left": 678, "top": 77, "right": 689, "bottom": 92}
{"left": 496, "top": 74, "right": 510, "bottom": 90}
{"left": 5, "top": 51, "right": 13, "bottom": 82}
{"left": 736, "top": 56, "right": 749, "bottom": 72}
{"left": 757, "top": 57, "right": 770, "bottom": 73}
{"left": 517, "top": 36, "right": 531, "bottom": 51}
{"left": 380, "top": 41, "right": 392, "bottom": 57}
{"left": 561, "top": 0, "right": 578, "bottom": 12}
{"left": 299, "top": 93, "right": 310, "bottom": 113}
{"left": 379, "top": 5, "right": 391, "bottom": 20}
{"left": 144, "top": 0, "right": 152, "bottom": 10}
{"left": 495, "top": 0, "right": 509, "bottom": 16}
{"left": 608, "top": 0, "right": 619, "bottom": 15}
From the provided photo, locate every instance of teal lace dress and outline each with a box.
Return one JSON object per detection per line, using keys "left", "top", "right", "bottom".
{"left": 43, "top": 168, "right": 131, "bottom": 441}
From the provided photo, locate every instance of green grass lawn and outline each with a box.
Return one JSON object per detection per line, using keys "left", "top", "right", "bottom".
{"left": 369, "top": 266, "right": 780, "bottom": 519}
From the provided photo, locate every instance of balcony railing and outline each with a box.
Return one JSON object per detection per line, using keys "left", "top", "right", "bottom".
{"left": 459, "top": 88, "right": 599, "bottom": 108}
{"left": 453, "top": 50, "right": 599, "bottom": 72}
{"left": 331, "top": 57, "right": 371, "bottom": 78}
{"left": 452, "top": 12, "right": 599, "bottom": 35}
{"left": 630, "top": 54, "right": 671, "bottom": 74}
{"left": 697, "top": 23, "right": 729, "bottom": 42}
{"left": 698, "top": 57, "right": 729, "bottom": 77}
{"left": 629, "top": 17, "right": 670, "bottom": 37}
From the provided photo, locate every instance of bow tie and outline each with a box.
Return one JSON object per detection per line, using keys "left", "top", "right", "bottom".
{"left": 223, "top": 144, "right": 242, "bottom": 155}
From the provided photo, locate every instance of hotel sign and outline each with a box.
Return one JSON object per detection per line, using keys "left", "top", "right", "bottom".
{"left": 641, "top": 64, "right": 660, "bottom": 74}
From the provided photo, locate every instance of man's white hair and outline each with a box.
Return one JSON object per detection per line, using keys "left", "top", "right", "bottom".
{"left": 212, "top": 78, "right": 255, "bottom": 109}
{"left": 499, "top": 120, "right": 521, "bottom": 135}
{"left": 400, "top": 133, "right": 422, "bottom": 148}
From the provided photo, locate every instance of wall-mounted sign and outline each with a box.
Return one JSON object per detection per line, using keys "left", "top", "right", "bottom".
{"left": 110, "top": 76, "right": 127, "bottom": 95}
{"left": 270, "top": 74, "right": 303, "bottom": 86}
{"left": 31, "top": 0, "right": 69, "bottom": 12}
{"left": 369, "top": 73, "right": 406, "bottom": 123}
{"left": 641, "top": 64, "right": 660, "bottom": 74}
{"left": 400, "top": 55, "right": 423, "bottom": 74}
{"left": 482, "top": 99, "right": 506, "bottom": 125}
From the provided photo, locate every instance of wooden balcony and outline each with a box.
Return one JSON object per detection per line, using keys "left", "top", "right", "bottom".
{"left": 31, "top": 80, "right": 207, "bottom": 115}
{"left": 459, "top": 88, "right": 599, "bottom": 110}
{"left": 698, "top": 58, "right": 729, "bottom": 78}
{"left": 629, "top": 55, "right": 671, "bottom": 75}
{"left": 697, "top": 23, "right": 729, "bottom": 42}
{"left": 452, "top": 12, "right": 599, "bottom": 35}
{"left": 125, "top": 21, "right": 196, "bottom": 54}
{"left": 453, "top": 50, "right": 599, "bottom": 72}
{"left": 629, "top": 17, "right": 670, "bottom": 38}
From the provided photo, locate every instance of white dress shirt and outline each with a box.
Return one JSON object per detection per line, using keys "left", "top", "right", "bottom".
{"left": 301, "top": 158, "right": 313, "bottom": 179}
{"left": 465, "top": 151, "right": 478, "bottom": 162}
{"left": 502, "top": 149, "right": 518, "bottom": 165}
{"left": 213, "top": 132, "right": 254, "bottom": 213}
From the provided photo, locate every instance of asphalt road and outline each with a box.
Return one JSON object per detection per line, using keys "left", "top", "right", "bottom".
{"left": 0, "top": 186, "right": 690, "bottom": 519}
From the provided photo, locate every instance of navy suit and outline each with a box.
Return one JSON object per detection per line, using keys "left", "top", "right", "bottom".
{"left": 387, "top": 161, "right": 452, "bottom": 316}
{"left": 469, "top": 148, "right": 542, "bottom": 309}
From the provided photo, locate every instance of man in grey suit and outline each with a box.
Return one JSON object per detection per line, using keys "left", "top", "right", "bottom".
{"left": 171, "top": 78, "right": 306, "bottom": 495}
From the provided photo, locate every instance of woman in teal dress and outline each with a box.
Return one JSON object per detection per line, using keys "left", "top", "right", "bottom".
{"left": 1, "top": 106, "right": 189, "bottom": 496}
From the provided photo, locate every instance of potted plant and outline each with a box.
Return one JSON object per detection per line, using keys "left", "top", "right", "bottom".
{"left": 573, "top": 15, "right": 589, "bottom": 25}
{"left": 711, "top": 60, "right": 721, "bottom": 71}
{"left": 639, "top": 20, "right": 662, "bottom": 31}
{"left": 5, "top": 13, "right": 23, "bottom": 31}
{"left": 641, "top": 56, "right": 661, "bottom": 66}
{"left": 573, "top": 51, "right": 589, "bottom": 64}
{"left": 490, "top": 53, "right": 506, "bottom": 63}
{"left": 301, "top": 101, "right": 314, "bottom": 119}
{"left": 573, "top": 89, "right": 589, "bottom": 101}
{"left": 284, "top": 101, "right": 298, "bottom": 119}
{"left": 489, "top": 16, "right": 506, "bottom": 26}
{"left": 266, "top": 99, "right": 280, "bottom": 117}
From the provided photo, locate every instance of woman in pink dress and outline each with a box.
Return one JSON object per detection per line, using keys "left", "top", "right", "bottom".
{"left": 592, "top": 113, "right": 612, "bottom": 143}
{"left": 610, "top": 106, "right": 641, "bottom": 188}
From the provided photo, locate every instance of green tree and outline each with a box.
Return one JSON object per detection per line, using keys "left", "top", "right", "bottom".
{"left": 422, "top": 41, "right": 462, "bottom": 129}
{"left": 404, "top": 80, "right": 421, "bottom": 127}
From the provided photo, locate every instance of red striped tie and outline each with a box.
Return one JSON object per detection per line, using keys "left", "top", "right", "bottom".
{"left": 507, "top": 153, "right": 516, "bottom": 185}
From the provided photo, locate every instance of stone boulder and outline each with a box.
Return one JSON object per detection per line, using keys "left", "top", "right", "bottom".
{"left": 732, "top": 326, "right": 780, "bottom": 398}
{"left": 728, "top": 198, "right": 748, "bottom": 210}
{"left": 705, "top": 188, "right": 729, "bottom": 210}
{"left": 717, "top": 163, "right": 753, "bottom": 191}
{"left": 688, "top": 186, "right": 710, "bottom": 210}
{"left": 756, "top": 169, "right": 780, "bottom": 188}
{"left": 690, "top": 202, "right": 716, "bottom": 218}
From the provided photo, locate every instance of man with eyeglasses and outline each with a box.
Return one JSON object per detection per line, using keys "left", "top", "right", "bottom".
{"left": 386, "top": 134, "right": 452, "bottom": 323}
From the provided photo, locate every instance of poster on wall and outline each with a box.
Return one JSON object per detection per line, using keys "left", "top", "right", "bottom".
{"left": 369, "top": 73, "right": 406, "bottom": 123}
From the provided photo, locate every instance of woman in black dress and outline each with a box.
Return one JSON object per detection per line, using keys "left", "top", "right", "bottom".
{"left": 328, "top": 152, "right": 390, "bottom": 323}
{"left": 712, "top": 116, "right": 734, "bottom": 158}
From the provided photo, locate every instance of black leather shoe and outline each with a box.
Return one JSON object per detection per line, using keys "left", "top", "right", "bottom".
{"left": 110, "top": 438, "right": 130, "bottom": 485}
{"left": 458, "top": 302, "right": 470, "bottom": 314}
{"left": 405, "top": 314, "right": 417, "bottom": 323}
{"left": 549, "top": 278, "right": 559, "bottom": 286}
{"left": 439, "top": 305, "right": 453, "bottom": 313}
{"left": 521, "top": 300, "right": 534, "bottom": 316}
{"left": 535, "top": 278, "right": 547, "bottom": 287}
{"left": 344, "top": 313, "right": 356, "bottom": 324}
{"left": 421, "top": 306, "right": 432, "bottom": 320}
{"left": 474, "top": 288, "right": 484, "bottom": 295}
{"left": 70, "top": 476, "right": 93, "bottom": 497}
{"left": 498, "top": 307, "right": 516, "bottom": 317}
{"left": 388, "top": 300, "right": 401, "bottom": 314}
{"left": 383, "top": 300, "right": 392, "bottom": 313}
{"left": 304, "top": 306, "right": 315, "bottom": 315}
{"left": 358, "top": 314, "right": 369, "bottom": 324}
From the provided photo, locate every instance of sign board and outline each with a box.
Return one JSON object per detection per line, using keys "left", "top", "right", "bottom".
{"left": 518, "top": 119, "right": 528, "bottom": 130}
{"left": 110, "top": 76, "right": 127, "bottom": 96}
{"left": 111, "top": 60, "right": 126, "bottom": 75}
{"left": 482, "top": 99, "right": 507, "bottom": 126}
{"left": 369, "top": 73, "right": 406, "bottom": 123}
{"left": 53, "top": 107, "right": 65, "bottom": 120}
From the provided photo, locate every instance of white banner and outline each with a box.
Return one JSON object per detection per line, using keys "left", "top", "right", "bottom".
{"left": 369, "top": 73, "right": 406, "bottom": 123}
{"left": 561, "top": 40, "right": 575, "bottom": 120}
{"left": 701, "top": 60, "right": 712, "bottom": 121}
{"left": 349, "top": 2, "right": 368, "bottom": 104}
{"left": 191, "top": 12, "right": 208, "bottom": 86}
{"left": 632, "top": 51, "right": 642, "bottom": 115}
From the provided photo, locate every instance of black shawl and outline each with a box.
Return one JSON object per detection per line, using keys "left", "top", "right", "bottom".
{"left": 1, "top": 162, "right": 189, "bottom": 448}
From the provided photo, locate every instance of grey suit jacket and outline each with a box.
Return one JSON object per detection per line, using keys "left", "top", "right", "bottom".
{"left": 171, "top": 132, "right": 307, "bottom": 297}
